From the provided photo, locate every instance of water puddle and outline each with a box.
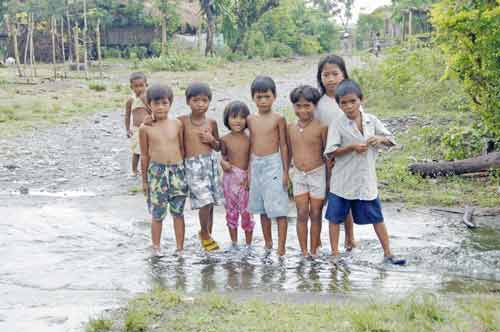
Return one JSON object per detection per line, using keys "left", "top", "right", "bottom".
{"left": 0, "top": 189, "right": 96, "bottom": 197}
{"left": 0, "top": 195, "right": 499, "bottom": 331}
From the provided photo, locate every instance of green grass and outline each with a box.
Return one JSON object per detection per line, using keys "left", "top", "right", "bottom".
{"left": 86, "top": 317, "right": 113, "bottom": 332}
{"left": 87, "top": 289, "right": 500, "bottom": 332}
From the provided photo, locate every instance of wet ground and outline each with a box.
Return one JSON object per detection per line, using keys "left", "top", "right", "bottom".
{"left": 1, "top": 58, "right": 500, "bottom": 331}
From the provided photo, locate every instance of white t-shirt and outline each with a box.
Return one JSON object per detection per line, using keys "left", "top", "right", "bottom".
{"left": 314, "top": 94, "right": 343, "bottom": 127}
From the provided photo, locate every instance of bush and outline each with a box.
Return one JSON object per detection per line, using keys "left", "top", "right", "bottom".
{"left": 141, "top": 54, "right": 201, "bottom": 72}
{"left": 88, "top": 81, "right": 106, "bottom": 92}
{"left": 102, "top": 47, "right": 122, "bottom": 59}
{"left": 441, "top": 125, "right": 486, "bottom": 160}
{"left": 296, "top": 36, "right": 321, "bottom": 55}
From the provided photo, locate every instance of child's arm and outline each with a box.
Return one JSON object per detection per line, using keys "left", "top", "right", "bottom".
{"left": 220, "top": 139, "right": 232, "bottom": 172}
{"left": 178, "top": 120, "right": 185, "bottom": 159}
{"left": 138, "top": 126, "right": 150, "bottom": 195}
{"left": 278, "top": 116, "right": 289, "bottom": 191}
{"left": 211, "top": 121, "right": 221, "bottom": 152}
{"left": 125, "top": 98, "right": 133, "bottom": 137}
{"left": 286, "top": 124, "right": 293, "bottom": 168}
{"left": 324, "top": 122, "right": 367, "bottom": 159}
{"left": 367, "top": 117, "right": 396, "bottom": 147}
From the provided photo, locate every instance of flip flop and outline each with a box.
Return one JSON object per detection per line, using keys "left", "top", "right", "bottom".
{"left": 384, "top": 255, "right": 406, "bottom": 266}
{"left": 199, "top": 232, "right": 219, "bottom": 252}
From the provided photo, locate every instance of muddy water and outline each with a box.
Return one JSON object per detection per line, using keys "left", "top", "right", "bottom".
{"left": 1, "top": 193, "right": 499, "bottom": 331}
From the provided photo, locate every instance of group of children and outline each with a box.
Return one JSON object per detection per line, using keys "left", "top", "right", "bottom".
{"left": 125, "top": 54, "right": 405, "bottom": 265}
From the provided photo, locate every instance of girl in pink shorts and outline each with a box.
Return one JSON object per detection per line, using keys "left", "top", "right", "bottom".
{"left": 220, "top": 101, "right": 255, "bottom": 247}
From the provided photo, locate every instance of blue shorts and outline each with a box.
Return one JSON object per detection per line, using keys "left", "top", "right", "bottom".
{"left": 248, "top": 152, "right": 289, "bottom": 219}
{"left": 325, "top": 193, "right": 383, "bottom": 225}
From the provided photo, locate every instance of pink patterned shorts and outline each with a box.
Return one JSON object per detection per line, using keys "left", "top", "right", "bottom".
{"left": 222, "top": 166, "right": 254, "bottom": 232}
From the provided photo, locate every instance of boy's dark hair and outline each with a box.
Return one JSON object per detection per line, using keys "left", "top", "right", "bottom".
{"left": 251, "top": 76, "right": 276, "bottom": 97}
{"left": 185, "top": 82, "right": 212, "bottom": 102}
{"left": 146, "top": 84, "right": 174, "bottom": 104}
{"left": 317, "top": 54, "right": 349, "bottom": 95}
{"left": 290, "top": 85, "right": 321, "bottom": 105}
{"left": 223, "top": 101, "right": 250, "bottom": 130}
{"left": 129, "top": 71, "right": 147, "bottom": 83}
{"left": 334, "top": 79, "right": 363, "bottom": 104}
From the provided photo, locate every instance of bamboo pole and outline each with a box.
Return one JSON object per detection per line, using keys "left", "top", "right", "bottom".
{"left": 29, "top": 13, "right": 36, "bottom": 78}
{"left": 96, "top": 18, "right": 103, "bottom": 79}
{"left": 74, "top": 24, "right": 80, "bottom": 74}
{"left": 6, "top": 15, "right": 23, "bottom": 77}
{"left": 51, "top": 16, "right": 57, "bottom": 79}
{"left": 83, "top": 0, "right": 89, "bottom": 79}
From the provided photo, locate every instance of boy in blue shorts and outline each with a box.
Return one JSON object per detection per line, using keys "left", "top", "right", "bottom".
{"left": 247, "top": 76, "right": 290, "bottom": 257}
{"left": 324, "top": 79, "right": 405, "bottom": 265}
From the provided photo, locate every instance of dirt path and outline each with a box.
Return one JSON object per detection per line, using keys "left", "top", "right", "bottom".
{"left": 0, "top": 57, "right": 328, "bottom": 196}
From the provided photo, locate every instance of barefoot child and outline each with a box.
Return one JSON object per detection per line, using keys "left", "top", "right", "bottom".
{"left": 324, "top": 79, "right": 405, "bottom": 265}
{"left": 125, "top": 72, "right": 150, "bottom": 176}
{"left": 316, "top": 55, "right": 356, "bottom": 251}
{"left": 139, "top": 84, "right": 187, "bottom": 256}
{"left": 247, "top": 76, "right": 289, "bottom": 257}
{"left": 287, "top": 85, "right": 327, "bottom": 258}
{"left": 179, "top": 82, "right": 224, "bottom": 252}
{"left": 220, "top": 101, "right": 255, "bottom": 248}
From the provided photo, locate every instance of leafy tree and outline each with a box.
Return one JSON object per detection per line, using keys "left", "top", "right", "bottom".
{"left": 356, "top": 10, "right": 385, "bottom": 49}
{"left": 311, "top": 0, "right": 354, "bottom": 29}
{"left": 431, "top": 0, "right": 500, "bottom": 140}
{"left": 199, "top": 0, "right": 231, "bottom": 56}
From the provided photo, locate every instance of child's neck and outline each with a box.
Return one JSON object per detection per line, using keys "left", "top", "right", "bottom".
{"left": 190, "top": 112, "right": 206, "bottom": 120}
{"left": 326, "top": 90, "right": 335, "bottom": 98}
{"left": 257, "top": 108, "right": 272, "bottom": 115}
{"left": 230, "top": 130, "right": 244, "bottom": 136}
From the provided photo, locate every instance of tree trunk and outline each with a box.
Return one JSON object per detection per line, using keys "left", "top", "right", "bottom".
{"left": 205, "top": 5, "right": 215, "bottom": 56}
{"left": 408, "top": 152, "right": 500, "bottom": 177}
{"left": 23, "top": 17, "right": 30, "bottom": 66}
{"left": 6, "top": 16, "right": 23, "bottom": 77}
{"left": 29, "top": 14, "right": 36, "bottom": 78}
{"left": 60, "top": 17, "right": 67, "bottom": 78}
{"left": 74, "top": 24, "right": 80, "bottom": 74}
{"left": 96, "top": 18, "right": 103, "bottom": 79}
{"left": 83, "top": 0, "right": 89, "bottom": 79}
{"left": 409, "top": 9, "right": 413, "bottom": 36}
{"left": 66, "top": 5, "right": 73, "bottom": 63}
{"left": 161, "top": 18, "right": 167, "bottom": 56}
{"left": 51, "top": 16, "right": 57, "bottom": 79}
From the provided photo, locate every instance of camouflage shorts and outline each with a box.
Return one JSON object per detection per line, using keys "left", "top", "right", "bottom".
{"left": 147, "top": 161, "right": 188, "bottom": 221}
{"left": 184, "top": 153, "right": 224, "bottom": 209}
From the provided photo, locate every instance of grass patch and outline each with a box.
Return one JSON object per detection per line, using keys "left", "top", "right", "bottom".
{"left": 86, "top": 317, "right": 113, "bottom": 332}
{"left": 89, "top": 81, "right": 107, "bottom": 92}
{"left": 88, "top": 289, "right": 500, "bottom": 332}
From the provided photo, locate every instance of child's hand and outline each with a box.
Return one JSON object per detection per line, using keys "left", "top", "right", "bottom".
{"left": 142, "top": 115, "right": 154, "bottom": 126}
{"left": 221, "top": 159, "right": 233, "bottom": 172}
{"left": 199, "top": 128, "right": 215, "bottom": 145}
{"left": 367, "top": 136, "right": 384, "bottom": 146}
{"left": 326, "top": 158, "right": 335, "bottom": 170}
{"left": 352, "top": 143, "right": 368, "bottom": 153}
{"left": 127, "top": 129, "right": 133, "bottom": 138}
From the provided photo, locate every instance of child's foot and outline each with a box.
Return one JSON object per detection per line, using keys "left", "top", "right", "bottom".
{"left": 345, "top": 240, "right": 357, "bottom": 251}
{"left": 129, "top": 171, "right": 139, "bottom": 178}
{"left": 152, "top": 246, "right": 162, "bottom": 257}
{"left": 384, "top": 255, "right": 406, "bottom": 266}
{"left": 198, "top": 232, "right": 219, "bottom": 252}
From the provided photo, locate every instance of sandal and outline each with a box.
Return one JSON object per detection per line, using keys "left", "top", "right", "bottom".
{"left": 384, "top": 255, "right": 406, "bottom": 266}
{"left": 199, "top": 232, "right": 219, "bottom": 252}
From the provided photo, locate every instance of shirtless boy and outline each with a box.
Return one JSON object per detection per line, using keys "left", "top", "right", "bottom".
{"left": 138, "top": 84, "right": 187, "bottom": 256}
{"left": 247, "top": 76, "right": 290, "bottom": 257}
{"left": 178, "top": 82, "right": 224, "bottom": 252}
{"left": 125, "top": 72, "right": 150, "bottom": 176}
{"left": 287, "top": 85, "right": 327, "bottom": 258}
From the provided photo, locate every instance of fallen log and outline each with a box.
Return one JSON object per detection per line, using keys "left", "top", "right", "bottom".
{"left": 408, "top": 152, "right": 500, "bottom": 177}
{"left": 431, "top": 207, "right": 500, "bottom": 216}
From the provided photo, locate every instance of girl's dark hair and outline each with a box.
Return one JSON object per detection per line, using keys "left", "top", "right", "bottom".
{"left": 223, "top": 101, "right": 250, "bottom": 130}
{"left": 251, "top": 76, "right": 276, "bottom": 97}
{"left": 290, "top": 85, "right": 321, "bottom": 105}
{"left": 129, "top": 71, "right": 147, "bottom": 83}
{"left": 147, "top": 84, "right": 173, "bottom": 104}
{"left": 316, "top": 54, "right": 349, "bottom": 95}
{"left": 334, "top": 79, "right": 363, "bottom": 104}
{"left": 185, "top": 82, "right": 212, "bottom": 102}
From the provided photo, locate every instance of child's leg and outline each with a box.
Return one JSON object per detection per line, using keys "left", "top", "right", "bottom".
{"left": 132, "top": 153, "right": 140, "bottom": 174}
{"left": 199, "top": 204, "right": 213, "bottom": 240}
{"left": 309, "top": 198, "right": 324, "bottom": 256}
{"left": 228, "top": 226, "right": 238, "bottom": 244}
{"left": 260, "top": 213, "right": 273, "bottom": 250}
{"left": 295, "top": 194, "right": 310, "bottom": 257}
{"left": 151, "top": 218, "right": 163, "bottom": 249}
{"left": 208, "top": 204, "right": 214, "bottom": 235}
{"left": 244, "top": 230, "right": 253, "bottom": 246}
{"left": 329, "top": 223, "right": 340, "bottom": 256}
{"left": 172, "top": 215, "right": 185, "bottom": 251}
{"left": 344, "top": 211, "right": 356, "bottom": 250}
{"left": 276, "top": 216, "right": 288, "bottom": 256}
{"left": 373, "top": 222, "right": 392, "bottom": 257}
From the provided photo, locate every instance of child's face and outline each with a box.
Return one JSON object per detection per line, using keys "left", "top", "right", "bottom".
{"left": 338, "top": 93, "right": 362, "bottom": 120}
{"left": 228, "top": 114, "right": 246, "bottom": 133}
{"left": 149, "top": 97, "right": 171, "bottom": 120}
{"left": 293, "top": 97, "right": 315, "bottom": 122}
{"left": 130, "top": 79, "right": 147, "bottom": 96}
{"left": 253, "top": 90, "right": 276, "bottom": 113}
{"left": 321, "top": 63, "right": 345, "bottom": 95}
{"left": 188, "top": 94, "right": 210, "bottom": 116}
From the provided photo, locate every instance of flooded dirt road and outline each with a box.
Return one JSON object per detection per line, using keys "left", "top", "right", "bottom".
{"left": 1, "top": 193, "right": 499, "bottom": 332}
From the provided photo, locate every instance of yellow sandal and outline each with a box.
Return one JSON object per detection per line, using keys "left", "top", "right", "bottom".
{"left": 199, "top": 232, "right": 219, "bottom": 252}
